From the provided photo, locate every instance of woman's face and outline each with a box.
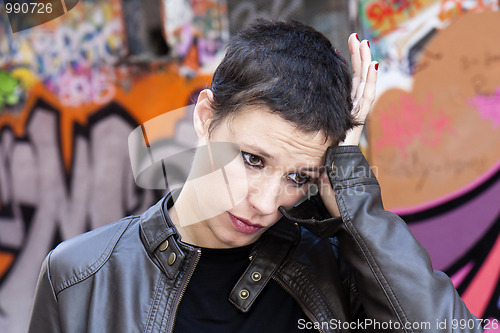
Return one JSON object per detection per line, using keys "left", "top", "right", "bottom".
{"left": 180, "top": 102, "right": 332, "bottom": 249}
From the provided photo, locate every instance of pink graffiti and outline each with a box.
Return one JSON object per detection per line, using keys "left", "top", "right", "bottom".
{"left": 375, "top": 93, "right": 454, "bottom": 157}
{"left": 451, "top": 261, "right": 474, "bottom": 288}
{"left": 462, "top": 234, "right": 500, "bottom": 320}
{"left": 468, "top": 87, "right": 500, "bottom": 129}
{"left": 50, "top": 67, "right": 116, "bottom": 107}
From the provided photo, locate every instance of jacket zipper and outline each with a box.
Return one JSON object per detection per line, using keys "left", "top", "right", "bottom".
{"left": 168, "top": 248, "right": 202, "bottom": 332}
{"left": 272, "top": 275, "right": 326, "bottom": 333}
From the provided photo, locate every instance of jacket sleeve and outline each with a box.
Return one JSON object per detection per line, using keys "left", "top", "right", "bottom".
{"left": 326, "top": 145, "right": 481, "bottom": 333}
{"left": 28, "top": 251, "right": 63, "bottom": 333}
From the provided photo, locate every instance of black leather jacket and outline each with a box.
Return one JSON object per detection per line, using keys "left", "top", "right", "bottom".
{"left": 28, "top": 146, "right": 480, "bottom": 332}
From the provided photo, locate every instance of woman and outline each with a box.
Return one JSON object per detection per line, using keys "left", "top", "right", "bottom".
{"left": 28, "top": 20, "right": 480, "bottom": 332}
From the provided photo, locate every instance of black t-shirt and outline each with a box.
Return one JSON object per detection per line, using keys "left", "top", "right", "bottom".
{"left": 173, "top": 243, "right": 316, "bottom": 332}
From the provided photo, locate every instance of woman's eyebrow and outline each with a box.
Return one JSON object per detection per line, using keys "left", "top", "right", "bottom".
{"left": 241, "top": 144, "right": 272, "bottom": 159}
{"left": 301, "top": 166, "right": 322, "bottom": 172}
{"left": 296, "top": 166, "right": 324, "bottom": 175}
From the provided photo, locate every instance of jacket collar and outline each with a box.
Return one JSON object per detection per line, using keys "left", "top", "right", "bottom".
{"left": 138, "top": 192, "right": 326, "bottom": 284}
{"left": 279, "top": 193, "right": 343, "bottom": 237}
{"left": 139, "top": 192, "right": 189, "bottom": 280}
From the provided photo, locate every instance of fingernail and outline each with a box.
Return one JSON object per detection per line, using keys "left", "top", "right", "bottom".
{"left": 367, "top": 40, "right": 371, "bottom": 48}
{"left": 355, "top": 34, "right": 360, "bottom": 41}
{"left": 375, "top": 62, "right": 379, "bottom": 71}
{"left": 335, "top": 49, "right": 340, "bottom": 55}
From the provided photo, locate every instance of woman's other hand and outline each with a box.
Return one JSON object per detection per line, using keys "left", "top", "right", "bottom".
{"left": 318, "top": 34, "right": 378, "bottom": 217}
{"left": 340, "top": 33, "right": 378, "bottom": 146}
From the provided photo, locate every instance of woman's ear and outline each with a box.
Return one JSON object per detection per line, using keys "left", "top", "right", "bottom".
{"left": 193, "top": 89, "right": 215, "bottom": 140}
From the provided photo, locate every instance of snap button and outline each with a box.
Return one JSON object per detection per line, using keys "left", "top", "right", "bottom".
{"left": 239, "top": 289, "right": 249, "bottom": 299}
{"left": 331, "top": 161, "right": 336, "bottom": 176}
{"left": 168, "top": 252, "right": 176, "bottom": 265}
{"left": 251, "top": 272, "right": 261, "bottom": 282}
{"left": 159, "top": 240, "right": 169, "bottom": 252}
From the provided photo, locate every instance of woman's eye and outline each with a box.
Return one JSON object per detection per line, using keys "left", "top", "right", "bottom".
{"left": 288, "top": 173, "right": 311, "bottom": 186}
{"left": 242, "top": 152, "right": 264, "bottom": 168}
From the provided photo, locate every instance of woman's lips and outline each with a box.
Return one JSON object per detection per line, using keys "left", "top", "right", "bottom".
{"left": 228, "top": 213, "right": 264, "bottom": 234}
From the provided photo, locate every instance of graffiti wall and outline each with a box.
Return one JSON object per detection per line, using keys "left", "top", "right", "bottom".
{"left": 0, "top": 1, "right": 212, "bottom": 332}
{"left": 163, "top": 0, "right": 229, "bottom": 72}
{"left": 1, "top": 0, "right": 498, "bottom": 331}
{"left": 361, "top": 0, "right": 500, "bottom": 327}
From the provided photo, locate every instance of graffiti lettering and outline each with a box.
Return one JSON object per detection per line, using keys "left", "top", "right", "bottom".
{"left": 374, "top": 93, "right": 454, "bottom": 156}
{"left": 56, "top": 67, "right": 116, "bottom": 106}
{"left": 164, "top": 0, "right": 228, "bottom": 70}
{"left": 460, "top": 52, "right": 500, "bottom": 72}
{"left": 365, "top": 0, "right": 423, "bottom": 38}
{"left": 0, "top": 3, "right": 125, "bottom": 109}
{"left": 438, "top": 0, "right": 498, "bottom": 22}
{"left": 380, "top": 150, "right": 488, "bottom": 192}
{"left": 0, "top": 104, "right": 159, "bottom": 332}
{"left": 30, "top": 13, "right": 124, "bottom": 73}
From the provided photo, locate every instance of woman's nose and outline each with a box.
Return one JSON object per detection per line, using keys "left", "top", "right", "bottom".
{"left": 247, "top": 173, "right": 282, "bottom": 215}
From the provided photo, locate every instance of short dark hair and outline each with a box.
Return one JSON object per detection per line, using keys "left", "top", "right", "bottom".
{"left": 208, "top": 19, "right": 358, "bottom": 144}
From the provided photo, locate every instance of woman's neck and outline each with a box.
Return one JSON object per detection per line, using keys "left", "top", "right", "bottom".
{"left": 167, "top": 185, "right": 225, "bottom": 248}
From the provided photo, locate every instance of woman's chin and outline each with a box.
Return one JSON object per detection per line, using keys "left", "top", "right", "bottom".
{"left": 213, "top": 227, "right": 264, "bottom": 248}
{"left": 222, "top": 233, "right": 259, "bottom": 248}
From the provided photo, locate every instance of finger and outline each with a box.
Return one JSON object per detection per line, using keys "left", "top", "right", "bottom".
{"left": 363, "top": 61, "right": 378, "bottom": 108}
{"left": 317, "top": 172, "right": 340, "bottom": 217}
{"left": 340, "top": 61, "right": 379, "bottom": 146}
{"left": 355, "top": 40, "right": 372, "bottom": 103}
{"left": 348, "top": 33, "right": 361, "bottom": 100}
{"left": 357, "top": 61, "right": 379, "bottom": 122}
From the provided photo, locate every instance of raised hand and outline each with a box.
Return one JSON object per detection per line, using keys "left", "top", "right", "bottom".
{"left": 318, "top": 34, "right": 378, "bottom": 217}
{"left": 340, "top": 33, "right": 378, "bottom": 146}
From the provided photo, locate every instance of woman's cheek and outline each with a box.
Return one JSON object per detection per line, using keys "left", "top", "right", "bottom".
{"left": 279, "top": 183, "right": 309, "bottom": 208}
{"left": 221, "top": 155, "right": 250, "bottom": 208}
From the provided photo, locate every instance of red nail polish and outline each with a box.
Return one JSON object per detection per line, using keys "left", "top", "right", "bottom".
{"left": 367, "top": 40, "right": 371, "bottom": 48}
{"left": 375, "top": 63, "right": 379, "bottom": 71}
{"left": 355, "top": 34, "right": 360, "bottom": 41}
{"left": 335, "top": 49, "right": 340, "bottom": 55}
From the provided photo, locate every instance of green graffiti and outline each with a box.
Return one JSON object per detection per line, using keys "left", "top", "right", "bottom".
{"left": 0, "top": 71, "right": 22, "bottom": 111}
